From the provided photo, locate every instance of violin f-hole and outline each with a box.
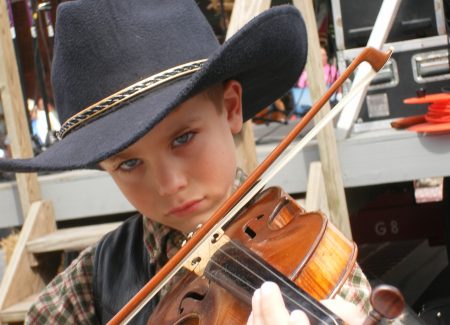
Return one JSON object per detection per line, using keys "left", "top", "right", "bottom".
{"left": 178, "top": 285, "right": 208, "bottom": 315}
{"left": 180, "top": 291, "right": 206, "bottom": 308}
{"left": 244, "top": 225, "right": 257, "bottom": 239}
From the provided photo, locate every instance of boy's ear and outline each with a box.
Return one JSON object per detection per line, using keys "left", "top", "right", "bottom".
{"left": 222, "top": 79, "right": 243, "bottom": 134}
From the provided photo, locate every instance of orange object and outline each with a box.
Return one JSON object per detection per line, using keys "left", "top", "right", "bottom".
{"left": 398, "top": 92, "right": 450, "bottom": 133}
{"left": 403, "top": 93, "right": 450, "bottom": 104}
{"left": 391, "top": 115, "right": 426, "bottom": 129}
{"left": 408, "top": 122, "right": 450, "bottom": 134}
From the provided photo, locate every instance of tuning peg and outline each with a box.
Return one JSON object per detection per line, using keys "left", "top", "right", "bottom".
{"left": 363, "top": 284, "right": 405, "bottom": 325}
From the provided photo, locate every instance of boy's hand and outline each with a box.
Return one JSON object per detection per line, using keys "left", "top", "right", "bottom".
{"left": 247, "top": 282, "right": 366, "bottom": 325}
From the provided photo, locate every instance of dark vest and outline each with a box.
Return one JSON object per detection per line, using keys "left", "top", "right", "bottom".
{"left": 93, "top": 214, "right": 160, "bottom": 324}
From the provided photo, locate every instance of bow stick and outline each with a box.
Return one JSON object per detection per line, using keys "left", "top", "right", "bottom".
{"left": 108, "top": 46, "right": 393, "bottom": 325}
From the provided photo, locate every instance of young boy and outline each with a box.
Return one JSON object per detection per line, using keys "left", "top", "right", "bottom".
{"left": 0, "top": 0, "right": 371, "bottom": 323}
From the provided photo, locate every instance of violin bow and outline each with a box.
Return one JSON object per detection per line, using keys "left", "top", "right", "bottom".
{"left": 107, "top": 47, "right": 392, "bottom": 325}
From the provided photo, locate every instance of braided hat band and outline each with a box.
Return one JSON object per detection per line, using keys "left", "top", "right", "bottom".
{"left": 58, "top": 59, "right": 207, "bottom": 139}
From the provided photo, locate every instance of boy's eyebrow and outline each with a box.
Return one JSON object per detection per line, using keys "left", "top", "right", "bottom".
{"left": 167, "top": 115, "right": 202, "bottom": 135}
{"left": 102, "top": 153, "right": 128, "bottom": 167}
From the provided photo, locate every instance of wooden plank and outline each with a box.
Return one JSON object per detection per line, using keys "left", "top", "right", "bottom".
{"left": 226, "top": 0, "right": 270, "bottom": 35}
{"left": 1, "top": 129, "right": 449, "bottom": 228}
{"left": 292, "top": 0, "right": 352, "bottom": 239}
{"left": 0, "top": 201, "right": 56, "bottom": 313}
{"left": 260, "top": 128, "right": 450, "bottom": 191}
{"left": 305, "top": 161, "right": 329, "bottom": 216}
{"left": 0, "top": 294, "right": 38, "bottom": 323}
{"left": 225, "top": 0, "right": 271, "bottom": 174}
{"left": 27, "top": 222, "right": 122, "bottom": 253}
{"left": 0, "top": 0, "right": 41, "bottom": 216}
{"left": 0, "top": 169, "right": 134, "bottom": 228}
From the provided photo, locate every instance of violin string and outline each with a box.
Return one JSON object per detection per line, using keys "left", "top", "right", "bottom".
{"left": 206, "top": 242, "right": 334, "bottom": 325}
{"left": 204, "top": 240, "right": 339, "bottom": 324}
{"left": 204, "top": 257, "right": 324, "bottom": 320}
{"left": 226, "top": 240, "right": 340, "bottom": 324}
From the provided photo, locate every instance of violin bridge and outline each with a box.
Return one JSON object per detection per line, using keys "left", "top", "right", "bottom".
{"left": 182, "top": 229, "right": 230, "bottom": 277}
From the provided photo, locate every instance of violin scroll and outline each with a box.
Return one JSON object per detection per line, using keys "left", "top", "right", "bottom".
{"left": 363, "top": 284, "right": 405, "bottom": 325}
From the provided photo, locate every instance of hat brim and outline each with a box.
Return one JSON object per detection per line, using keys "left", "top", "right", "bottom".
{"left": 0, "top": 6, "right": 307, "bottom": 172}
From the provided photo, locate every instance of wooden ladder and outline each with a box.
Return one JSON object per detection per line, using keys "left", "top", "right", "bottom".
{"left": 0, "top": 200, "right": 121, "bottom": 323}
{"left": 0, "top": 0, "right": 122, "bottom": 321}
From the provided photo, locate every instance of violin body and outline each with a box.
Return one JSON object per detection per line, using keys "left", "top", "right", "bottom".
{"left": 148, "top": 186, "right": 357, "bottom": 324}
{"left": 148, "top": 273, "right": 249, "bottom": 324}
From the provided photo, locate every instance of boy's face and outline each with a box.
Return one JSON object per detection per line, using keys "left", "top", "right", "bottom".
{"left": 100, "top": 81, "right": 243, "bottom": 233}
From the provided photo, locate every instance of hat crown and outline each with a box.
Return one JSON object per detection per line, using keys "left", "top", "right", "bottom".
{"left": 52, "top": 0, "right": 220, "bottom": 123}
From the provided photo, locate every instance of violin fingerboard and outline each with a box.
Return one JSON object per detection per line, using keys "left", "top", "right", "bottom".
{"left": 204, "top": 240, "right": 344, "bottom": 325}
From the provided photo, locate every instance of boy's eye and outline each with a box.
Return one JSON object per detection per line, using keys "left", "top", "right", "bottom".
{"left": 118, "top": 158, "right": 141, "bottom": 171}
{"left": 173, "top": 132, "right": 194, "bottom": 147}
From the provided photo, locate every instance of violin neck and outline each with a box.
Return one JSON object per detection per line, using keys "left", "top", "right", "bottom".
{"left": 204, "top": 240, "right": 344, "bottom": 325}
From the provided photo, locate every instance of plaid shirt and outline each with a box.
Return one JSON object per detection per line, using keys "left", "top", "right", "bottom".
{"left": 25, "top": 169, "right": 371, "bottom": 324}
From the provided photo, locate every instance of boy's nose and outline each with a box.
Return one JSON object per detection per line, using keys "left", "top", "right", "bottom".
{"left": 155, "top": 164, "right": 188, "bottom": 197}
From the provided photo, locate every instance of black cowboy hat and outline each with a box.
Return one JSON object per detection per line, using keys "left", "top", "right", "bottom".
{"left": 0, "top": 0, "right": 307, "bottom": 172}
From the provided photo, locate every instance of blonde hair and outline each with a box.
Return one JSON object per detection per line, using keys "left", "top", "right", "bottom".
{"left": 203, "top": 82, "right": 224, "bottom": 111}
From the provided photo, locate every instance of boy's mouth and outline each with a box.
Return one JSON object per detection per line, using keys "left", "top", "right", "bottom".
{"left": 167, "top": 199, "right": 204, "bottom": 217}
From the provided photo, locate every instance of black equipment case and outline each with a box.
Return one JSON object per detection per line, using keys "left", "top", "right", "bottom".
{"left": 331, "top": 0, "right": 450, "bottom": 131}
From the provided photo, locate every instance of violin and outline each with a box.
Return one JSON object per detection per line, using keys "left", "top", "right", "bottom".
{"left": 107, "top": 47, "right": 405, "bottom": 325}
{"left": 147, "top": 186, "right": 405, "bottom": 324}
{"left": 148, "top": 186, "right": 357, "bottom": 324}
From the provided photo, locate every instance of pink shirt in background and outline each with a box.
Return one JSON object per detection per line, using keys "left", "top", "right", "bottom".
{"left": 297, "top": 63, "right": 338, "bottom": 88}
